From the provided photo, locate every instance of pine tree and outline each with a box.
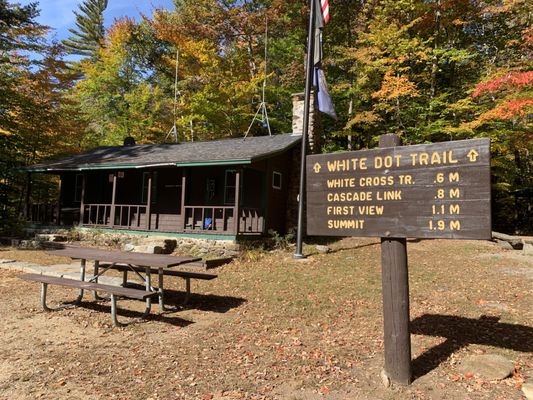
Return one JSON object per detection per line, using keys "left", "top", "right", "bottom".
{"left": 62, "top": 0, "right": 108, "bottom": 59}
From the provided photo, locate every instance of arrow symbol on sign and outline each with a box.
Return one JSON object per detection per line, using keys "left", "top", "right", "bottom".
{"left": 313, "top": 163, "right": 322, "bottom": 173}
{"left": 467, "top": 149, "right": 479, "bottom": 162}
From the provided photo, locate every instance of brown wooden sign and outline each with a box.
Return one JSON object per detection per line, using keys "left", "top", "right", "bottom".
{"left": 306, "top": 138, "right": 491, "bottom": 239}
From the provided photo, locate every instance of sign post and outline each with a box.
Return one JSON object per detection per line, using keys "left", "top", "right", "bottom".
{"left": 379, "top": 134, "right": 411, "bottom": 385}
{"left": 306, "top": 135, "right": 491, "bottom": 386}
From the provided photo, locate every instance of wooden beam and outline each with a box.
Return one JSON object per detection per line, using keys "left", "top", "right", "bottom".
{"left": 234, "top": 169, "right": 241, "bottom": 235}
{"left": 181, "top": 169, "right": 186, "bottom": 229}
{"left": 379, "top": 133, "right": 412, "bottom": 386}
{"left": 110, "top": 173, "right": 117, "bottom": 228}
{"left": 146, "top": 173, "right": 152, "bottom": 230}
{"left": 381, "top": 237, "right": 411, "bottom": 385}
{"left": 57, "top": 175, "right": 62, "bottom": 226}
{"left": 25, "top": 172, "right": 31, "bottom": 220}
{"left": 79, "top": 174, "right": 86, "bottom": 226}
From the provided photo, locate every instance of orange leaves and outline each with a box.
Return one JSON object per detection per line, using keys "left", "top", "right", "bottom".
{"left": 372, "top": 71, "right": 419, "bottom": 101}
{"left": 477, "top": 99, "right": 533, "bottom": 122}
{"left": 465, "top": 98, "right": 533, "bottom": 129}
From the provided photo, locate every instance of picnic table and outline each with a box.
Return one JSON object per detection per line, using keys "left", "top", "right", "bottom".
{"left": 20, "top": 246, "right": 217, "bottom": 326}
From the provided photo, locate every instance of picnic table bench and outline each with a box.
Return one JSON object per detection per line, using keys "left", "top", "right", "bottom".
{"left": 98, "top": 263, "right": 218, "bottom": 305}
{"left": 19, "top": 273, "right": 158, "bottom": 326}
{"left": 19, "top": 247, "right": 217, "bottom": 327}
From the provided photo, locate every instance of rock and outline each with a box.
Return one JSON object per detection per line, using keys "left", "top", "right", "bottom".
{"left": 17, "top": 240, "right": 42, "bottom": 250}
{"left": 220, "top": 241, "right": 239, "bottom": 251}
{"left": 380, "top": 369, "right": 391, "bottom": 388}
{"left": 479, "top": 301, "right": 509, "bottom": 312}
{"left": 134, "top": 244, "right": 164, "bottom": 254}
{"left": 123, "top": 243, "right": 135, "bottom": 252}
{"left": 492, "top": 231, "right": 525, "bottom": 249}
{"left": 458, "top": 354, "right": 515, "bottom": 380}
{"left": 522, "top": 382, "right": 533, "bottom": 400}
{"left": 316, "top": 245, "right": 331, "bottom": 254}
{"left": 495, "top": 239, "right": 514, "bottom": 250}
{"left": 523, "top": 243, "right": 533, "bottom": 255}
{"left": 163, "top": 239, "right": 177, "bottom": 253}
{"left": 35, "top": 233, "right": 67, "bottom": 242}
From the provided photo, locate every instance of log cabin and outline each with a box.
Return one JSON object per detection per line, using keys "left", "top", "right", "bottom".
{"left": 24, "top": 93, "right": 321, "bottom": 240}
{"left": 25, "top": 133, "right": 303, "bottom": 239}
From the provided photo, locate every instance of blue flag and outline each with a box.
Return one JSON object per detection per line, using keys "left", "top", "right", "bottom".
{"left": 314, "top": 67, "right": 337, "bottom": 119}
{"left": 313, "top": 0, "right": 336, "bottom": 119}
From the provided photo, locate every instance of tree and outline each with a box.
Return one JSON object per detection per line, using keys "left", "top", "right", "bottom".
{"left": 150, "top": 0, "right": 304, "bottom": 139}
{"left": 460, "top": 0, "right": 533, "bottom": 233}
{"left": 0, "top": 1, "right": 57, "bottom": 232}
{"left": 62, "top": 0, "right": 108, "bottom": 59}
{"left": 73, "top": 18, "right": 170, "bottom": 146}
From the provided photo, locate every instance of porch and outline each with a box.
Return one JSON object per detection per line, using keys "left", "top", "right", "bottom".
{"left": 78, "top": 203, "right": 264, "bottom": 235}
{"left": 27, "top": 167, "right": 266, "bottom": 236}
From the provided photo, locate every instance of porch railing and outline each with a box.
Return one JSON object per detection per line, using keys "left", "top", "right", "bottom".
{"left": 83, "top": 204, "right": 147, "bottom": 229}
{"left": 240, "top": 207, "right": 264, "bottom": 234}
{"left": 28, "top": 203, "right": 58, "bottom": 224}
{"left": 83, "top": 204, "right": 111, "bottom": 227}
{"left": 79, "top": 204, "right": 264, "bottom": 235}
{"left": 184, "top": 206, "right": 235, "bottom": 232}
{"left": 183, "top": 206, "right": 264, "bottom": 234}
{"left": 114, "top": 204, "right": 148, "bottom": 229}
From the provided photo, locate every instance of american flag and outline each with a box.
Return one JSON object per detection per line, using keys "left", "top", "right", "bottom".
{"left": 320, "top": 0, "right": 330, "bottom": 24}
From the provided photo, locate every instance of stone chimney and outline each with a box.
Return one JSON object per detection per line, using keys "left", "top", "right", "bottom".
{"left": 284, "top": 93, "right": 322, "bottom": 235}
{"left": 291, "top": 92, "right": 321, "bottom": 154}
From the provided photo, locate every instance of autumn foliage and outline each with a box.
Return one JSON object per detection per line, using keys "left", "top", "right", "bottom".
{"left": 0, "top": 0, "right": 531, "bottom": 233}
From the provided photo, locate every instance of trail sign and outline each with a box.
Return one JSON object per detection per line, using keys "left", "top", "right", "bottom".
{"left": 306, "top": 138, "right": 491, "bottom": 239}
{"left": 306, "top": 135, "right": 491, "bottom": 386}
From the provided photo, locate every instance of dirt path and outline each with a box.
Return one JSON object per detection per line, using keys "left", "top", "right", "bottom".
{"left": 0, "top": 238, "right": 531, "bottom": 399}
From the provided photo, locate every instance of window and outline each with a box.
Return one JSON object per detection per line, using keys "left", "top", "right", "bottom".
{"left": 74, "top": 174, "right": 83, "bottom": 202}
{"left": 272, "top": 171, "right": 282, "bottom": 190}
{"left": 142, "top": 172, "right": 158, "bottom": 204}
{"left": 224, "top": 170, "right": 237, "bottom": 204}
{"left": 206, "top": 178, "right": 216, "bottom": 200}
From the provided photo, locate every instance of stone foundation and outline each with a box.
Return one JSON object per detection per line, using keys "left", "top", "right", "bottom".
{"left": 26, "top": 229, "right": 242, "bottom": 258}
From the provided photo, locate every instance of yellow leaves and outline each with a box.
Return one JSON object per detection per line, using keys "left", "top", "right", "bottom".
{"left": 372, "top": 71, "right": 419, "bottom": 101}
{"left": 181, "top": 39, "right": 218, "bottom": 67}
{"left": 107, "top": 18, "right": 134, "bottom": 47}
{"left": 0, "top": 126, "right": 13, "bottom": 136}
{"left": 350, "top": 46, "right": 383, "bottom": 64}
{"left": 451, "top": 18, "right": 466, "bottom": 26}
{"left": 346, "top": 111, "right": 382, "bottom": 129}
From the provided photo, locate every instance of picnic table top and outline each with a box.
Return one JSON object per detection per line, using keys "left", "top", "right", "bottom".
{"left": 47, "top": 247, "right": 201, "bottom": 268}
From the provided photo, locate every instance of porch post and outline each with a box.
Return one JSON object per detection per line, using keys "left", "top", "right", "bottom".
{"left": 146, "top": 173, "right": 152, "bottom": 230}
{"left": 234, "top": 169, "right": 241, "bottom": 235}
{"left": 110, "top": 173, "right": 117, "bottom": 228}
{"left": 57, "top": 176, "right": 62, "bottom": 225}
{"left": 79, "top": 174, "right": 86, "bottom": 225}
{"left": 181, "top": 169, "right": 186, "bottom": 229}
{"left": 24, "top": 172, "right": 31, "bottom": 220}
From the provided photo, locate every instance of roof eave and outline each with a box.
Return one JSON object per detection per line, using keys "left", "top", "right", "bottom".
{"left": 249, "top": 136, "right": 302, "bottom": 163}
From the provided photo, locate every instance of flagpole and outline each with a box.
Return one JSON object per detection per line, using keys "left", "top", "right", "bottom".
{"left": 294, "top": 0, "right": 317, "bottom": 259}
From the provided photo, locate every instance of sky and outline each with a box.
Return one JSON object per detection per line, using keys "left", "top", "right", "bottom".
{"left": 19, "top": 0, "right": 175, "bottom": 42}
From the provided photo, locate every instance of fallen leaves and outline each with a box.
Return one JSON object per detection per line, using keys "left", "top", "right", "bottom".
{"left": 1, "top": 238, "right": 532, "bottom": 399}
